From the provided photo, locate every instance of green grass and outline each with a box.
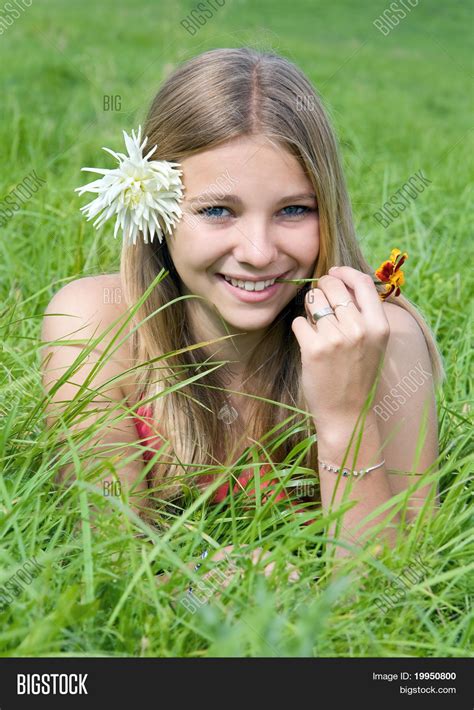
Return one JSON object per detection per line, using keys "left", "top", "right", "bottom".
{"left": 0, "top": 0, "right": 473, "bottom": 657}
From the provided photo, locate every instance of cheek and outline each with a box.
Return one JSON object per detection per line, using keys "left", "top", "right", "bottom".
{"left": 289, "top": 223, "right": 319, "bottom": 266}
{"left": 168, "top": 227, "right": 223, "bottom": 273}
{"left": 168, "top": 227, "right": 197, "bottom": 261}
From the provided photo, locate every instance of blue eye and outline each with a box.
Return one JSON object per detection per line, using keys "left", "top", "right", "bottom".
{"left": 198, "top": 206, "right": 231, "bottom": 219}
{"left": 197, "top": 204, "right": 315, "bottom": 221}
{"left": 280, "top": 205, "right": 313, "bottom": 217}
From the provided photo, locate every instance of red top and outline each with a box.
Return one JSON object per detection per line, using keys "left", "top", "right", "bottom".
{"left": 133, "top": 403, "right": 314, "bottom": 522}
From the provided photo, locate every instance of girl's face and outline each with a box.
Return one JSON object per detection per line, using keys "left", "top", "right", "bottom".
{"left": 167, "top": 134, "right": 319, "bottom": 333}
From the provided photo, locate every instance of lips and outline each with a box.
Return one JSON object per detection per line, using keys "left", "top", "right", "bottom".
{"left": 218, "top": 271, "right": 288, "bottom": 282}
{"left": 223, "top": 276, "right": 276, "bottom": 291}
{"left": 216, "top": 271, "right": 290, "bottom": 303}
{"left": 217, "top": 271, "right": 290, "bottom": 289}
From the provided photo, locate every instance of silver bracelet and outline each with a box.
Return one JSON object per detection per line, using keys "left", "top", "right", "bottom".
{"left": 318, "top": 458, "right": 385, "bottom": 478}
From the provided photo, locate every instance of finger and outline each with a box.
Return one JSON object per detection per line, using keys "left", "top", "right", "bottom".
{"left": 251, "top": 547, "right": 270, "bottom": 565}
{"left": 315, "top": 274, "right": 367, "bottom": 343}
{"left": 291, "top": 312, "right": 321, "bottom": 351}
{"left": 250, "top": 548, "right": 274, "bottom": 577}
{"left": 305, "top": 287, "right": 355, "bottom": 346}
{"left": 264, "top": 561, "right": 276, "bottom": 577}
{"left": 316, "top": 274, "right": 360, "bottom": 318}
{"left": 265, "top": 562, "right": 299, "bottom": 581}
{"left": 287, "top": 566, "right": 300, "bottom": 583}
{"left": 209, "top": 545, "right": 234, "bottom": 563}
{"left": 292, "top": 283, "right": 341, "bottom": 350}
{"left": 328, "top": 266, "right": 387, "bottom": 325}
{"left": 304, "top": 287, "right": 336, "bottom": 327}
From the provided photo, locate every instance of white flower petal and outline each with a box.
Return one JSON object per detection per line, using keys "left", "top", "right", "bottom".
{"left": 76, "top": 124, "right": 184, "bottom": 245}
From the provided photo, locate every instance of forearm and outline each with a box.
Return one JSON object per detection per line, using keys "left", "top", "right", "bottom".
{"left": 316, "top": 412, "right": 400, "bottom": 559}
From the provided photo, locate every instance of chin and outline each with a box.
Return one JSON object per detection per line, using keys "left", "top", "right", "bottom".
{"left": 220, "top": 310, "right": 279, "bottom": 331}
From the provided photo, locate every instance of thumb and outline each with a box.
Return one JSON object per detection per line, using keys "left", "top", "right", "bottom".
{"left": 291, "top": 315, "right": 316, "bottom": 350}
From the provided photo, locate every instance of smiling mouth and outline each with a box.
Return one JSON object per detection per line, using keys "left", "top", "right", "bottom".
{"left": 217, "top": 272, "right": 289, "bottom": 292}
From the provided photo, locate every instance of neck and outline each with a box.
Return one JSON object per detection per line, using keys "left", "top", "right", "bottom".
{"left": 185, "top": 300, "right": 268, "bottom": 375}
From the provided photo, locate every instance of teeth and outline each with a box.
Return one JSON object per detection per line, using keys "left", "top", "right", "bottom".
{"left": 223, "top": 275, "right": 276, "bottom": 291}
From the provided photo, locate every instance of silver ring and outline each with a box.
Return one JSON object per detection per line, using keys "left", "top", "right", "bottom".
{"left": 312, "top": 306, "right": 335, "bottom": 322}
{"left": 334, "top": 300, "right": 354, "bottom": 309}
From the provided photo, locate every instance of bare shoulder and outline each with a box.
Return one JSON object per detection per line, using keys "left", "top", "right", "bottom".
{"left": 43, "top": 273, "right": 124, "bottom": 320}
{"left": 382, "top": 301, "right": 425, "bottom": 337}
{"left": 42, "top": 273, "right": 126, "bottom": 346}
{"left": 41, "top": 273, "right": 138, "bottom": 404}
{"left": 379, "top": 300, "right": 434, "bottom": 383}
{"left": 42, "top": 273, "right": 127, "bottom": 343}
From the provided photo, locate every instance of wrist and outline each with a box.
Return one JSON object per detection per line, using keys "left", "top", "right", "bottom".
{"left": 315, "top": 412, "right": 381, "bottom": 463}
{"left": 315, "top": 410, "right": 379, "bottom": 443}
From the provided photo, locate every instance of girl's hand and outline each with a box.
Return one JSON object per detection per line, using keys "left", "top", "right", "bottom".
{"left": 207, "top": 545, "right": 300, "bottom": 583}
{"left": 157, "top": 545, "right": 299, "bottom": 597}
{"left": 291, "top": 266, "right": 390, "bottom": 433}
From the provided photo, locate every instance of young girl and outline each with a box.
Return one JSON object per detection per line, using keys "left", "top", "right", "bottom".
{"left": 40, "top": 47, "right": 443, "bottom": 568}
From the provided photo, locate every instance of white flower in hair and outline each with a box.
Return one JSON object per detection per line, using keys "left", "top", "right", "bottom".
{"left": 75, "top": 126, "right": 185, "bottom": 245}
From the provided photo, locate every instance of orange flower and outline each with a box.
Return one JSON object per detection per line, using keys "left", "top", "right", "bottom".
{"left": 375, "top": 248, "right": 408, "bottom": 300}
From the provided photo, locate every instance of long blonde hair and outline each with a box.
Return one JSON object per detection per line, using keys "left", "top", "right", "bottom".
{"left": 120, "top": 47, "right": 444, "bottom": 504}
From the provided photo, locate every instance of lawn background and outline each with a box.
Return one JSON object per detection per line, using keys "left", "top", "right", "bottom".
{"left": 0, "top": 0, "right": 472, "bottom": 657}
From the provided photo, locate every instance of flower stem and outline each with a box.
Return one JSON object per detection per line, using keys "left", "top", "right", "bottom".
{"left": 275, "top": 277, "right": 383, "bottom": 285}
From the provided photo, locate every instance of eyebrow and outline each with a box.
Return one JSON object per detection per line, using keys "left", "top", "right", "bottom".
{"left": 187, "top": 192, "right": 317, "bottom": 206}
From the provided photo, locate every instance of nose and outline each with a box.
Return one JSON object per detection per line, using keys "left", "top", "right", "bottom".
{"left": 231, "top": 218, "right": 279, "bottom": 268}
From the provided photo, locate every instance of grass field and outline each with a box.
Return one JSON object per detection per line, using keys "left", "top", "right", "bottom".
{"left": 0, "top": 0, "right": 472, "bottom": 657}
